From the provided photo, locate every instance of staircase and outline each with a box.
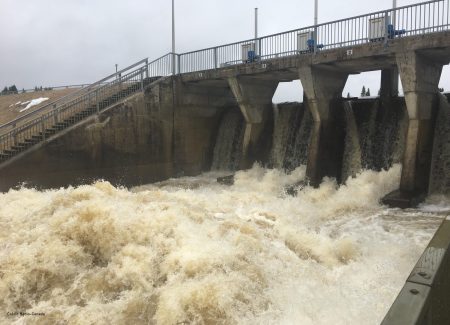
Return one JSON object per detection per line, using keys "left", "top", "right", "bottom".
{"left": 0, "top": 54, "right": 174, "bottom": 165}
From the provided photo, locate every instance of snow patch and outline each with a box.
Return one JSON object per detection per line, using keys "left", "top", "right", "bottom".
{"left": 19, "top": 98, "right": 49, "bottom": 112}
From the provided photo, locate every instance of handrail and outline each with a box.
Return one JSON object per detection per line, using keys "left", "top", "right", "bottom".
{"left": 179, "top": 0, "right": 445, "bottom": 56}
{"left": 0, "top": 57, "right": 150, "bottom": 130}
{"left": 90, "top": 57, "right": 149, "bottom": 86}
{"left": 0, "top": 53, "right": 174, "bottom": 155}
{"left": 0, "top": 0, "right": 448, "bottom": 158}
{"left": 178, "top": 0, "right": 448, "bottom": 73}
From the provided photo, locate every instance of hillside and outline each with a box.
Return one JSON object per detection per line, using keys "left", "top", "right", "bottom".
{"left": 0, "top": 88, "right": 80, "bottom": 125}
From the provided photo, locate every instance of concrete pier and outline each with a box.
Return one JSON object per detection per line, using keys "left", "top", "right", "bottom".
{"left": 228, "top": 77, "right": 278, "bottom": 167}
{"left": 299, "top": 66, "right": 348, "bottom": 186}
{"left": 382, "top": 51, "right": 443, "bottom": 207}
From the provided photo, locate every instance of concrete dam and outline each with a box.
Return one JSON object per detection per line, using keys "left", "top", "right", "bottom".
{"left": 2, "top": 35, "right": 450, "bottom": 207}
{"left": 2, "top": 1, "right": 450, "bottom": 324}
{"left": 2, "top": 83, "right": 449, "bottom": 200}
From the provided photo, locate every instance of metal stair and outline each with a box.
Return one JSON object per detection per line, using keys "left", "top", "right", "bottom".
{"left": 0, "top": 54, "right": 174, "bottom": 165}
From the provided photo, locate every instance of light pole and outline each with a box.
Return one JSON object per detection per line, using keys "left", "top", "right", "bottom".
{"left": 314, "top": 0, "right": 318, "bottom": 26}
{"left": 392, "top": 0, "right": 397, "bottom": 28}
{"left": 255, "top": 8, "right": 258, "bottom": 39}
{"left": 314, "top": 0, "right": 318, "bottom": 52}
{"left": 172, "top": 0, "right": 176, "bottom": 75}
{"left": 255, "top": 8, "right": 258, "bottom": 57}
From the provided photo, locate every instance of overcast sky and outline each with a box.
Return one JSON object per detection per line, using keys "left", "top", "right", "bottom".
{"left": 1, "top": 0, "right": 449, "bottom": 102}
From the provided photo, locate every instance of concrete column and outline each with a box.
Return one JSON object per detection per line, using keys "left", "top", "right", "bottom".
{"left": 383, "top": 51, "right": 442, "bottom": 207}
{"left": 228, "top": 77, "right": 278, "bottom": 167}
{"left": 299, "top": 66, "right": 348, "bottom": 186}
{"left": 380, "top": 67, "right": 399, "bottom": 100}
{"left": 398, "top": 52, "right": 442, "bottom": 191}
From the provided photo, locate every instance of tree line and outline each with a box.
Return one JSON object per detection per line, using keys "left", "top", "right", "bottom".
{"left": 1, "top": 85, "right": 19, "bottom": 95}
{"left": 1, "top": 85, "right": 54, "bottom": 96}
{"left": 346, "top": 86, "right": 445, "bottom": 98}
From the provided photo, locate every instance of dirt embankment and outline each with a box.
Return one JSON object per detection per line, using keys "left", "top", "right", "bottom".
{"left": 0, "top": 89, "right": 80, "bottom": 125}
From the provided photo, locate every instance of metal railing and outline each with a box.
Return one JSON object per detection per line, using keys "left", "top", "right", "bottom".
{"left": 0, "top": 0, "right": 448, "bottom": 158}
{"left": 0, "top": 53, "right": 173, "bottom": 154}
{"left": 178, "top": 0, "right": 449, "bottom": 73}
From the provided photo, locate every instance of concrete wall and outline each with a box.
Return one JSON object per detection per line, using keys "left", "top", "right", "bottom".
{"left": 0, "top": 77, "right": 447, "bottom": 196}
{"left": 0, "top": 79, "right": 234, "bottom": 191}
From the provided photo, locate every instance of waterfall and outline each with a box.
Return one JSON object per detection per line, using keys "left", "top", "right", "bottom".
{"left": 212, "top": 97, "right": 411, "bottom": 184}
{"left": 283, "top": 103, "right": 313, "bottom": 171}
{"left": 211, "top": 108, "right": 245, "bottom": 171}
{"left": 341, "top": 101, "right": 362, "bottom": 181}
{"left": 389, "top": 100, "right": 408, "bottom": 167}
{"left": 341, "top": 98, "right": 408, "bottom": 180}
{"left": 270, "top": 104, "right": 299, "bottom": 169}
{"left": 356, "top": 100, "right": 378, "bottom": 169}
{"left": 268, "top": 103, "right": 313, "bottom": 171}
{"left": 429, "top": 94, "right": 450, "bottom": 194}
{"left": 371, "top": 98, "right": 407, "bottom": 170}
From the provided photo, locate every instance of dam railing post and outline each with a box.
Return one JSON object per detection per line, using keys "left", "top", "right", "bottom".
{"left": 53, "top": 104, "right": 58, "bottom": 124}
{"left": 384, "top": 10, "right": 389, "bottom": 46}
{"left": 12, "top": 129, "right": 16, "bottom": 147}
{"left": 96, "top": 90, "right": 99, "bottom": 115}
{"left": 145, "top": 59, "right": 149, "bottom": 79}
{"left": 40, "top": 117, "right": 45, "bottom": 141}
{"left": 258, "top": 38, "right": 262, "bottom": 60}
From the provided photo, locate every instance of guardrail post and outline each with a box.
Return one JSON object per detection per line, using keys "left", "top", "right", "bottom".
{"left": 384, "top": 10, "right": 389, "bottom": 46}
{"left": 447, "top": 0, "right": 449, "bottom": 29}
{"left": 41, "top": 117, "right": 45, "bottom": 141}
{"left": 177, "top": 54, "right": 181, "bottom": 74}
{"left": 96, "top": 90, "right": 99, "bottom": 114}
{"left": 314, "top": 26, "right": 318, "bottom": 54}
{"left": 172, "top": 53, "right": 176, "bottom": 75}
{"left": 145, "top": 59, "right": 149, "bottom": 79}
{"left": 53, "top": 104, "right": 58, "bottom": 124}
{"left": 258, "top": 39, "right": 262, "bottom": 61}
{"left": 214, "top": 48, "right": 218, "bottom": 69}
{"left": 140, "top": 70, "right": 144, "bottom": 90}
{"left": 12, "top": 129, "right": 17, "bottom": 147}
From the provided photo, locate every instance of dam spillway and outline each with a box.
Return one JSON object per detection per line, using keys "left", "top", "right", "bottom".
{"left": 1, "top": 1, "right": 450, "bottom": 323}
{"left": 2, "top": 93, "right": 450, "bottom": 323}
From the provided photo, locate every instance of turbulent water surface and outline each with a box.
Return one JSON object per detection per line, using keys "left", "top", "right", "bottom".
{"left": 1, "top": 165, "right": 448, "bottom": 324}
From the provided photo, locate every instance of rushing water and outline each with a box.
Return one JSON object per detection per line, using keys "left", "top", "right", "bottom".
{"left": 1, "top": 164, "right": 447, "bottom": 325}
{"left": 2, "top": 96, "right": 450, "bottom": 324}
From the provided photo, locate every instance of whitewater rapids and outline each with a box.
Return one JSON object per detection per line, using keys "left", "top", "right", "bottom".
{"left": 1, "top": 165, "right": 447, "bottom": 324}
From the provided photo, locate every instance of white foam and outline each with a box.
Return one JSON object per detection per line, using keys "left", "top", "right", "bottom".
{"left": 0, "top": 165, "right": 443, "bottom": 324}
